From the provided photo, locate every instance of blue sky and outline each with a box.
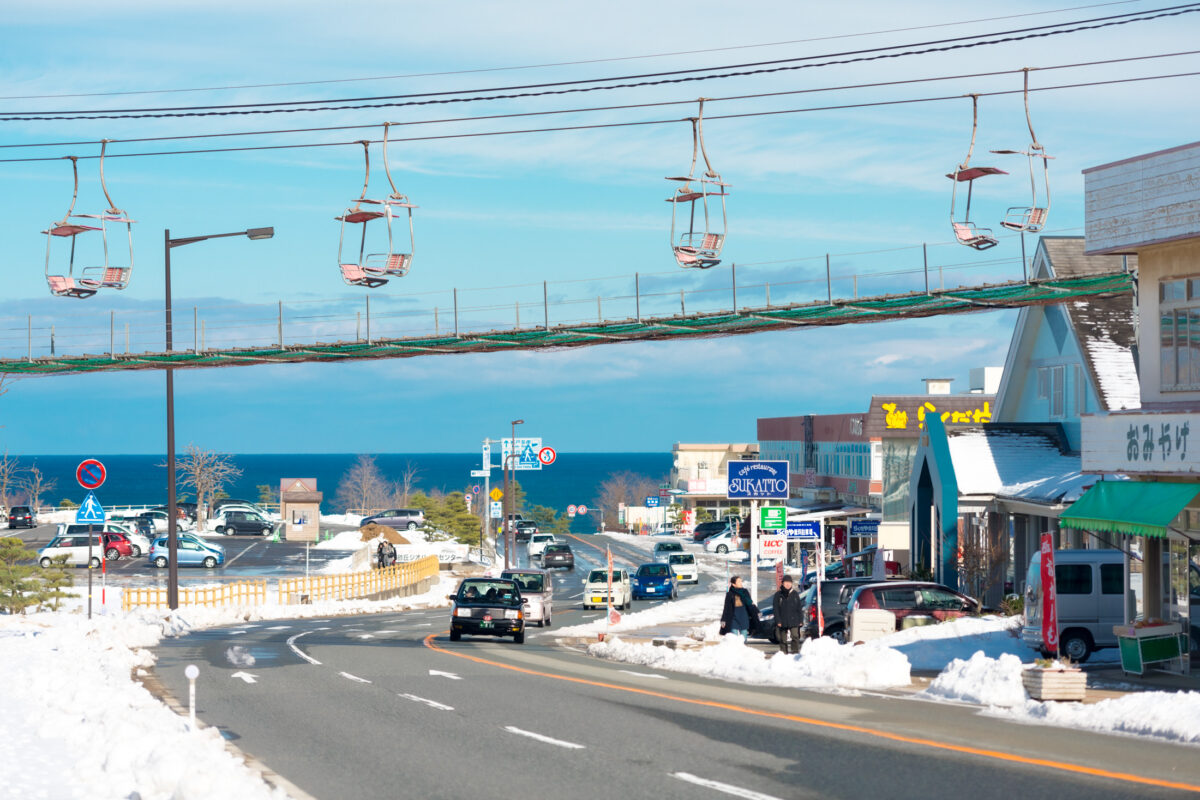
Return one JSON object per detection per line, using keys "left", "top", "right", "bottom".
{"left": 0, "top": 1, "right": 1197, "bottom": 454}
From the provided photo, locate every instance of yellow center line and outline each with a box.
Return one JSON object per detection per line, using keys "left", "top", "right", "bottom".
{"left": 422, "top": 631, "right": 1200, "bottom": 794}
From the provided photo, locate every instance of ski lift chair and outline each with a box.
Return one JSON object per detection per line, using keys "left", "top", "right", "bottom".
{"left": 666, "top": 102, "right": 728, "bottom": 269}
{"left": 340, "top": 262, "right": 388, "bottom": 289}
{"left": 947, "top": 96, "right": 1006, "bottom": 251}
{"left": 991, "top": 70, "right": 1052, "bottom": 234}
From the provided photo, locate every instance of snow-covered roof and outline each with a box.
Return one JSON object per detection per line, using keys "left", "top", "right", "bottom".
{"left": 947, "top": 427, "right": 1092, "bottom": 505}
{"left": 1039, "top": 237, "right": 1141, "bottom": 411}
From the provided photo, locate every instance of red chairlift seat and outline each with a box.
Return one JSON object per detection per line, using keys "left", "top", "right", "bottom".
{"left": 946, "top": 166, "right": 1007, "bottom": 182}
{"left": 340, "top": 263, "right": 388, "bottom": 288}
{"left": 46, "top": 275, "right": 98, "bottom": 299}
{"left": 952, "top": 221, "right": 999, "bottom": 251}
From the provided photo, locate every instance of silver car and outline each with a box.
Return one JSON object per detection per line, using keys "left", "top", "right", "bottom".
{"left": 362, "top": 508, "right": 425, "bottom": 531}
{"left": 501, "top": 568, "right": 553, "bottom": 627}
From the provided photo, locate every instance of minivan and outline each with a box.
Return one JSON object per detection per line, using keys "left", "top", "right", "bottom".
{"left": 1021, "top": 549, "right": 1126, "bottom": 662}
{"left": 501, "top": 568, "right": 552, "bottom": 627}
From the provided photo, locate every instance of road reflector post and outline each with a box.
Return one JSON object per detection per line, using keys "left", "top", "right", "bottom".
{"left": 185, "top": 664, "right": 199, "bottom": 729}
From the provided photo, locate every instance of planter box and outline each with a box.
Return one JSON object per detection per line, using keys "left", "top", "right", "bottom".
{"left": 1113, "top": 623, "right": 1184, "bottom": 675}
{"left": 1022, "top": 667, "right": 1087, "bottom": 701}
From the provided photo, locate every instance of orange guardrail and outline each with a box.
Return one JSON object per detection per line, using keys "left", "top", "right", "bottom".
{"left": 121, "top": 579, "right": 268, "bottom": 611}
{"left": 277, "top": 555, "right": 439, "bottom": 604}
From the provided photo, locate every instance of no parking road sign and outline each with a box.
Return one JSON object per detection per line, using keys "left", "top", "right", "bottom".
{"left": 76, "top": 459, "right": 106, "bottom": 490}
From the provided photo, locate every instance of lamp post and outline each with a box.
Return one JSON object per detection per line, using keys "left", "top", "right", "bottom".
{"left": 504, "top": 418, "right": 524, "bottom": 569}
{"left": 165, "top": 227, "right": 273, "bottom": 609}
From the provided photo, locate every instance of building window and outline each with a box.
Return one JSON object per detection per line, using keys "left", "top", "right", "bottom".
{"left": 1074, "top": 364, "right": 1086, "bottom": 416}
{"left": 1159, "top": 276, "right": 1200, "bottom": 391}
{"left": 1048, "top": 365, "right": 1064, "bottom": 418}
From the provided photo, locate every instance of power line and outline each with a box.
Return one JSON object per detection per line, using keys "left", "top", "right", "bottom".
{"left": 0, "top": 68, "right": 1194, "bottom": 164}
{"left": 2, "top": 50, "right": 1194, "bottom": 152}
{"left": 3, "top": 4, "right": 1195, "bottom": 121}
{"left": 0, "top": 1, "right": 1141, "bottom": 101}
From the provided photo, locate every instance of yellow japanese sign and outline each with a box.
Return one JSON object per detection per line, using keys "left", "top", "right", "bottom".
{"left": 489, "top": 488, "right": 503, "bottom": 501}
{"left": 881, "top": 400, "right": 992, "bottom": 430}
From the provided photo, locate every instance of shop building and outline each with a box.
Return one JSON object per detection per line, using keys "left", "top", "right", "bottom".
{"left": 668, "top": 442, "right": 759, "bottom": 519}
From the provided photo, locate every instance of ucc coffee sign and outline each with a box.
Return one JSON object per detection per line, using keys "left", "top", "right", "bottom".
{"left": 727, "top": 461, "right": 789, "bottom": 500}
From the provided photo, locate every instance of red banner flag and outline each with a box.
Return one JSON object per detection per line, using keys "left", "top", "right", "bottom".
{"left": 1040, "top": 532, "right": 1058, "bottom": 655}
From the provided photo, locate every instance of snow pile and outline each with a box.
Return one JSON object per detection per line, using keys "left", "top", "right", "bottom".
{"left": 313, "top": 529, "right": 369, "bottom": 550}
{"left": 589, "top": 633, "right": 911, "bottom": 691}
{"left": 871, "top": 614, "right": 1028, "bottom": 671}
{"left": 925, "top": 651, "right": 1029, "bottom": 706}
{"left": 554, "top": 591, "right": 724, "bottom": 637}
{"left": 319, "top": 512, "right": 364, "bottom": 526}
{"left": 0, "top": 575, "right": 458, "bottom": 800}
{"left": 924, "top": 652, "right": 1200, "bottom": 744}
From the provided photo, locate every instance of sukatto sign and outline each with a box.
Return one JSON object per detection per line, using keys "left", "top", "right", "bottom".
{"left": 726, "top": 460, "right": 789, "bottom": 500}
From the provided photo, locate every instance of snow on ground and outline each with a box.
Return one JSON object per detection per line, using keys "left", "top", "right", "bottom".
{"left": 925, "top": 651, "right": 1200, "bottom": 745}
{"left": 319, "top": 512, "right": 364, "bottom": 526}
{"left": 312, "top": 529, "right": 367, "bottom": 550}
{"left": 554, "top": 590, "right": 724, "bottom": 637}
{"left": 589, "top": 634, "right": 911, "bottom": 691}
{"left": 870, "top": 615, "right": 1028, "bottom": 671}
{"left": 0, "top": 575, "right": 457, "bottom": 800}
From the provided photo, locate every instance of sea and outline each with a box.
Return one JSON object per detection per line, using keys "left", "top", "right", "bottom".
{"left": 17, "top": 453, "right": 671, "bottom": 533}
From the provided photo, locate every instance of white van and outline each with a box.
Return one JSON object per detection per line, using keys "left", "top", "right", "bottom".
{"left": 1021, "top": 549, "right": 1126, "bottom": 662}
{"left": 38, "top": 533, "right": 103, "bottom": 567}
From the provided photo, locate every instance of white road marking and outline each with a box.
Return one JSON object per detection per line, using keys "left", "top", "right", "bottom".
{"left": 376, "top": 630, "right": 401, "bottom": 634}
{"left": 414, "top": 623, "right": 433, "bottom": 627}
{"left": 339, "top": 671, "right": 371, "bottom": 684}
{"left": 429, "top": 670, "right": 462, "bottom": 680}
{"left": 398, "top": 693, "right": 454, "bottom": 711}
{"left": 313, "top": 626, "right": 332, "bottom": 631}
{"left": 503, "top": 726, "right": 585, "bottom": 749}
{"left": 671, "top": 773, "right": 783, "bottom": 800}
{"left": 266, "top": 625, "right": 292, "bottom": 631}
{"left": 225, "top": 542, "right": 258, "bottom": 566}
{"left": 228, "top": 630, "right": 247, "bottom": 636}
{"left": 618, "top": 670, "right": 668, "bottom": 680}
{"left": 356, "top": 634, "right": 376, "bottom": 639}
{"left": 286, "top": 631, "right": 321, "bottom": 665}
{"left": 230, "top": 671, "right": 259, "bottom": 684}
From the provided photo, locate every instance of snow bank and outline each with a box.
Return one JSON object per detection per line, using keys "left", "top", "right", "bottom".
{"left": 871, "top": 614, "right": 1028, "bottom": 671}
{"left": 320, "top": 512, "right": 364, "bottom": 526}
{"left": 588, "top": 634, "right": 911, "bottom": 691}
{"left": 924, "top": 652, "right": 1200, "bottom": 745}
{"left": 313, "top": 529, "right": 369, "bottom": 550}
{"left": 0, "top": 575, "right": 457, "bottom": 800}
{"left": 554, "top": 591, "right": 724, "bottom": 637}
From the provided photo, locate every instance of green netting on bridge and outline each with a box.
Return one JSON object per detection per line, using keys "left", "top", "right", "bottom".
{"left": 0, "top": 271, "right": 1132, "bottom": 376}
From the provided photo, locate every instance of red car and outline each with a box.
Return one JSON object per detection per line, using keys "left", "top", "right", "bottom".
{"left": 101, "top": 532, "right": 134, "bottom": 560}
{"left": 847, "top": 581, "right": 979, "bottom": 626}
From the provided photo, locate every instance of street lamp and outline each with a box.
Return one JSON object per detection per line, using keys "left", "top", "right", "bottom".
{"left": 164, "top": 227, "right": 274, "bottom": 609}
{"left": 504, "top": 418, "right": 524, "bottom": 568}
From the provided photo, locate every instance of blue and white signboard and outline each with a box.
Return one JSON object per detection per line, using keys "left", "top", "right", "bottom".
{"left": 501, "top": 437, "right": 543, "bottom": 471}
{"left": 75, "top": 491, "right": 106, "bottom": 524}
{"left": 489, "top": 501, "right": 503, "bottom": 519}
{"left": 850, "top": 519, "right": 880, "bottom": 537}
{"left": 786, "top": 520, "right": 820, "bottom": 540}
{"left": 645, "top": 496, "right": 660, "bottom": 508}
{"left": 726, "top": 460, "right": 789, "bottom": 500}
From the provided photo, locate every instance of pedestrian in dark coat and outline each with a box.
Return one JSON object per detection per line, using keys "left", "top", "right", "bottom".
{"left": 772, "top": 575, "right": 805, "bottom": 655}
{"left": 719, "top": 576, "right": 759, "bottom": 638}
{"left": 376, "top": 539, "right": 388, "bottom": 569}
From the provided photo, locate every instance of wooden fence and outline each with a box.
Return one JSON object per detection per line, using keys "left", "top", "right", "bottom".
{"left": 122, "top": 579, "right": 269, "bottom": 611}
{"left": 277, "top": 555, "right": 440, "bottom": 604}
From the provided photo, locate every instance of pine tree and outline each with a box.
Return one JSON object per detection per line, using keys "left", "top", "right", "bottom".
{"left": 0, "top": 537, "right": 41, "bottom": 615}
{"left": 36, "top": 555, "right": 74, "bottom": 611}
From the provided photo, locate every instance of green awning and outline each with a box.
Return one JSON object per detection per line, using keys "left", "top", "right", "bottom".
{"left": 1060, "top": 481, "right": 1200, "bottom": 539}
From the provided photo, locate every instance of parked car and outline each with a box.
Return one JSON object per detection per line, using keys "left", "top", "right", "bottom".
{"left": 448, "top": 577, "right": 527, "bottom": 643}
{"left": 667, "top": 552, "right": 699, "bottom": 584}
{"left": 795, "top": 577, "right": 881, "bottom": 643}
{"left": 704, "top": 529, "right": 737, "bottom": 554}
{"left": 211, "top": 499, "right": 264, "bottom": 516}
{"left": 501, "top": 569, "right": 552, "bottom": 627}
{"left": 151, "top": 531, "right": 226, "bottom": 557}
{"left": 1020, "top": 549, "right": 1127, "bottom": 662}
{"left": 361, "top": 508, "right": 425, "bottom": 530}
{"left": 632, "top": 562, "right": 677, "bottom": 601}
{"left": 151, "top": 503, "right": 197, "bottom": 522}
{"left": 59, "top": 522, "right": 150, "bottom": 557}
{"left": 514, "top": 520, "right": 539, "bottom": 543}
{"left": 541, "top": 543, "right": 575, "bottom": 570}
{"left": 101, "top": 532, "right": 134, "bottom": 560}
{"left": 148, "top": 536, "right": 225, "bottom": 569}
{"left": 213, "top": 509, "right": 276, "bottom": 536}
{"left": 8, "top": 506, "right": 36, "bottom": 529}
{"left": 37, "top": 534, "right": 103, "bottom": 568}
{"left": 111, "top": 515, "right": 156, "bottom": 541}
{"left": 691, "top": 521, "right": 729, "bottom": 543}
{"left": 655, "top": 523, "right": 679, "bottom": 536}
{"left": 846, "top": 581, "right": 978, "bottom": 640}
{"left": 583, "top": 568, "right": 631, "bottom": 610}
{"left": 139, "top": 510, "right": 194, "bottom": 533}
{"left": 526, "top": 532, "right": 557, "bottom": 561}
{"left": 652, "top": 540, "right": 684, "bottom": 562}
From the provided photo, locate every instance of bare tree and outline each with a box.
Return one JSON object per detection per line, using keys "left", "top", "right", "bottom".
{"left": 596, "top": 471, "right": 664, "bottom": 529}
{"left": 175, "top": 444, "right": 242, "bottom": 530}
{"left": 395, "top": 460, "right": 422, "bottom": 506}
{"left": 959, "top": 516, "right": 1009, "bottom": 606}
{"left": 18, "top": 465, "right": 55, "bottom": 512}
{"left": 335, "top": 455, "right": 392, "bottom": 514}
{"left": 0, "top": 450, "right": 20, "bottom": 511}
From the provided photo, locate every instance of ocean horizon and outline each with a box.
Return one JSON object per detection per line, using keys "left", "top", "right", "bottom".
{"left": 8, "top": 452, "right": 672, "bottom": 532}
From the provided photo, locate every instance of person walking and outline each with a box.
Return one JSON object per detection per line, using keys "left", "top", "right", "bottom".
{"left": 376, "top": 539, "right": 388, "bottom": 569}
{"left": 719, "top": 576, "right": 759, "bottom": 639}
{"left": 772, "top": 574, "right": 804, "bottom": 655}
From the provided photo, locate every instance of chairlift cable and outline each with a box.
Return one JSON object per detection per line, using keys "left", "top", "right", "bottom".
{"left": 2, "top": 5, "right": 1195, "bottom": 121}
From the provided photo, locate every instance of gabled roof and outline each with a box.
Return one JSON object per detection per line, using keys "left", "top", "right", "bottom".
{"left": 946, "top": 425, "right": 1092, "bottom": 505}
{"left": 1037, "top": 236, "right": 1140, "bottom": 411}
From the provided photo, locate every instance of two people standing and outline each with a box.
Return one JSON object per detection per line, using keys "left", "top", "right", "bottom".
{"left": 719, "top": 576, "right": 759, "bottom": 638}
{"left": 719, "top": 573, "right": 805, "bottom": 656}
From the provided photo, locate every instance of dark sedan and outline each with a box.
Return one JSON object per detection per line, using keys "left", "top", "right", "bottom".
{"left": 541, "top": 543, "right": 574, "bottom": 570}
{"left": 448, "top": 578, "right": 527, "bottom": 644}
{"left": 7, "top": 505, "right": 36, "bottom": 529}
{"left": 515, "top": 520, "right": 539, "bottom": 542}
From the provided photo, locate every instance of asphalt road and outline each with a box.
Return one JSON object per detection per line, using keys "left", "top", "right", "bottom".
{"left": 153, "top": 534, "right": 1200, "bottom": 800}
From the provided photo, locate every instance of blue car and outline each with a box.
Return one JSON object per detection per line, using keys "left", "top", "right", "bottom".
{"left": 148, "top": 535, "right": 225, "bottom": 569}
{"left": 632, "top": 562, "right": 677, "bottom": 601}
